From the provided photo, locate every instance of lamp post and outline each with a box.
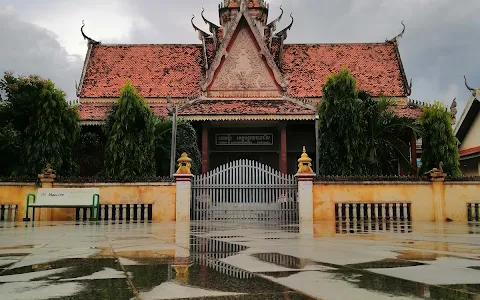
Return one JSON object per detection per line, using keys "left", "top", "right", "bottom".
{"left": 167, "top": 98, "right": 178, "bottom": 177}
{"left": 315, "top": 114, "right": 319, "bottom": 176}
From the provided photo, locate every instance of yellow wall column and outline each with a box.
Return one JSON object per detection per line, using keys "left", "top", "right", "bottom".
{"left": 174, "top": 153, "right": 194, "bottom": 221}
{"left": 295, "top": 147, "right": 316, "bottom": 222}
{"left": 36, "top": 164, "right": 56, "bottom": 221}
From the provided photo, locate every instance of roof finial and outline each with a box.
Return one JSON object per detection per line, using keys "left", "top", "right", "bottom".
{"left": 464, "top": 75, "right": 475, "bottom": 91}
{"left": 81, "top": 20, "right": 100, "bottom": 45}
{"left": 191, "top": 15, "right": 209, "bottom": 40}
{"left": 267, "top": 5, "right": 283, "bottom": 31}
{"left": 240, "top": 0, "right": 247, "bottom": 12}
{"left": 387, "top": 21, "right": 405, "bottom": 43}
{"left": 275, "top": 13, "right": 294, "bottom": 40}
{"left": 450, "top": 98, "right": 457, "bottom": 125}
{"left": 201, "top": 7, "right": 220, "bottom": 33}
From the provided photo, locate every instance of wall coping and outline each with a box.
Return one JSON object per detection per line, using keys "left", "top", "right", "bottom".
{"left": 54, "top": 182, "right": 175, "bottom": 187}
{"left": 314, "top": 181, "right": 431, "bottom": 186}
{"left": 0, "top": 182, "right": 36, "bottom": 187}
{"left": 443, "top": 181, "right": 480, "bottom": 185}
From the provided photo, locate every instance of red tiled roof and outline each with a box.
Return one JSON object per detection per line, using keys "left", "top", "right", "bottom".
{"left": 79, "top": 43, "right": 408, "bottom": 100}
{"left": 178, "top": 99, "right": 315, "bottom": 116}
{"left": 77, "top": 102, "right": 168, "bottom": 121}
{"left": 223, "top": 0, "right": 265, "bottom": 8}
{"left": 392, "top": 103, "right": 423, "bottom": 119}
{"left": 281, "top": 43, "right": 407, "bottom": 98}
{"left": 459, "top": 146, "right": 480, "bottom": 157}
{"left": 79, "top": 45, "right": 203, "bottom": 98}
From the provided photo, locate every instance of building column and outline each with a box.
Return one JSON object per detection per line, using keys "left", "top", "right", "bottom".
{"left": 410, "top": 133, "right": 418, "bottom": 171}
{"left": 202, "top": 126, "right": 209, "bottom": 174}
{"left": 280, "top": 124, "right": 287, "bottom": 174}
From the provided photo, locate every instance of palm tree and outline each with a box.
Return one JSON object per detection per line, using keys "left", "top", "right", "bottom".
{"left": 359, "top": 92, "right": 421, "bottom": 175}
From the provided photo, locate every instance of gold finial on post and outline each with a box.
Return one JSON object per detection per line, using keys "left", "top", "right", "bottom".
{"left": 176, "top": 153, "right": 192, "bottom": 174}
{"left": 297, "top": 146, "right": 314, "bottom": 174}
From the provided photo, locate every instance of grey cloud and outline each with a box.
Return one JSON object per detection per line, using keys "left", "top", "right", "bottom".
{"left": 0, "top": 8, "right": 82, "bottom": 100}
{"left": 1, "top": 0, "right": 479, "bottom": 116}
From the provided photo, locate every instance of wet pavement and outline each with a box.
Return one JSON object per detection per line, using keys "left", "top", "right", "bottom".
{"left": 0, "top": 221, "right": 479, "bottom": 299}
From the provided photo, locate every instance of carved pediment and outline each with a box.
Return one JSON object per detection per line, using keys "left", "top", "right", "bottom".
{"left": 207, "top": 25, "right": 282, "bottom": 98}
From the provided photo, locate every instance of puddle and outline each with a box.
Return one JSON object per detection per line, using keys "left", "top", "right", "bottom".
{"left": 0, "top": 258, "right": 134, "bottom": 300}
{"left": 126, "top": 261, "right": 295, "bottom": 298}
{"left": 395, "top": 250, "right": 447, "bottom": 261}
{"left": 190, "top": 236, "right": 249, "bottom": 254}
{"left": 251, "top": 253, "right": 306, "bottom": 270}
{"left": 345, "top": 258, "right": 425, "bottom": 269}
{"left": 0, "top": 245, "right": 35, "bottom": 250}
{"left": 335, "top": 221, "right": 412, "bottom": 234}
{"left": 329, "top": 268, "right": 477, "bottom": 300}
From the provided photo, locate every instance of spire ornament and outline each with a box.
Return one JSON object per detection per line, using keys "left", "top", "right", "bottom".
{"left": 201, "top": 7, "right": 220, "bottom": 34}
{"left": 464, "top": 75, "right": 477, "bottom": 96}
{"left": 191, "top": 15, "right": 210, "bottom": 40}
{"left": 81, "top": 20, "right": 100, "bottom": 45}
{"left": 450, "top": 98, "right": 457, "bottom": 125}
{"left": 267, "top": 5, "right": 283, "bottom": 32}
{"left": 387, "top": 21, "right": 405, "bottom": 43}
{"left": 275, "top": 13, "right": 294, "bottom": 40}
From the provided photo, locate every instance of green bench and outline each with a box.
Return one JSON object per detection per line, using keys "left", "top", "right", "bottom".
{"left": 23, "top": 188, "right": 100, "bottom": 221}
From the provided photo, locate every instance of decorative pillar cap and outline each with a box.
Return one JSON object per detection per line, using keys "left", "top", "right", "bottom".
{"left": 425, "top": 162, "right": 447, "bottom": 182}
{"left": 38, "top": 163, "right": 56, "bottom": 182}
{"left": 175, "top": 153, "right": 192, "bottom": 175}
{"left": 296, "top": 146, "right": 315, "bottom": 178}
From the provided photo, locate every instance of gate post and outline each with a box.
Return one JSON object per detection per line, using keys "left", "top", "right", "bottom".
{"left": 174, "top": 153, "right": 194, "bottom": 221}
{"left": 295, "top": 147, "right": 316, "bottom": 221}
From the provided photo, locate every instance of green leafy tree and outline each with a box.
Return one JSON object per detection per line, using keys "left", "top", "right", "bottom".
{"left": 73, "top": 129, "right": 105, "bottom": 176}
{"left": 420, "top": 101, "right": 461, "bottom": 177}
{"left": 104, "top": 81, "right": 156, "bottom": 178}
{"left": 153, "top": 118, "right": 201, "bottom": 176}
{"left": 0, "top": 72, "right": 80, "bottom": 175}
{"left": 318, "top": 68, "right": 365, "bottom": 175}
{"left": 360, "top": 92, "right": 421, "bottom": 175}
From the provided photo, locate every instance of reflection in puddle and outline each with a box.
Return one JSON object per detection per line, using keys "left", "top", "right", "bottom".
{"left": 252, "top": 253, "right": 305, "bottom": 270}
{"left": 345, "top": 258, "right": 425, "bottom": 269}
{"left": 190, "top": 236, "right": 249, "bottom": 254}
{"left": 335, "top": 221, "right": 412, "bottom": 234}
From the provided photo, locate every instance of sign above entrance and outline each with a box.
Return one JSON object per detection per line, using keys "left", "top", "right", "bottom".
{"left": 215, "top": 134, "right": 274, "bottom": 146}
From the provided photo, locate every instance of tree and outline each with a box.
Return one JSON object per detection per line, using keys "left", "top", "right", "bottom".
{"left": 420, "top": 101, "right": 461, "bottom": 177}
{"left": 104, "top": 81, "right": 156, "bottom": 178}
{"left": 153, "top": 118, "right": 201, "bottom": 176}
{"left": 0, "top": 72, "right": 80, "bottom": 175}
{"left": 360, "top": 92, "right": 421, "bottom": 175}
{"left": 318, "top": 68, "right": 365, "bottom": 175}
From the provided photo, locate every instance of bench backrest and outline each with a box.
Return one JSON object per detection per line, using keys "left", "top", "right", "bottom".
{"left": 35, "top": 188, "right": 100, "bottom": 207}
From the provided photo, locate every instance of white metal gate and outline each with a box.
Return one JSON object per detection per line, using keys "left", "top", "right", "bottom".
{"left": 191, "top": 160, "right": 298, "bottom": 223}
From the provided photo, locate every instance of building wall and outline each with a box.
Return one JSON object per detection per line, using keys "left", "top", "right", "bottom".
{"left": 313, "top": 181, "right": 480, "bottom": 222}
{"left": 460, "top": 111, "right": 480, "bottom": 150}
{"left": 460, "top": 161, "right": 480, "bottom": 176}
{"left": 0, "top": 183, "right": 37, "bottom": 221}
{"left": 0, "top": 182, "right": 176, "bottom": 222}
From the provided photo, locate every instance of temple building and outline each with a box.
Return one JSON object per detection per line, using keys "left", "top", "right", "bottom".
{"left": 455, "top": 77, "right": 480, "bottom": 176}
{"left": 76, "top": 0, "right": 422, "bottom": 174}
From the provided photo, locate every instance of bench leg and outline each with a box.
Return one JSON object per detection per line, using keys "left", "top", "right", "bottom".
{"left": 23, "top": 206, "right": 31, "bottom": 222}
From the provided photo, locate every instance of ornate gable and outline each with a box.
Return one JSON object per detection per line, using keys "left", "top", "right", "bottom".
{"left": 202, "top": 7, "right": 286, "bottom": 98}
{"left": 208, "top": 24, "right": 282, "bottom": 98}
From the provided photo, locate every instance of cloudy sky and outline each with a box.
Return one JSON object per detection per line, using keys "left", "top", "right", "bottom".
{"left": 1, "top": 0, "right": 478, "bottom": 114}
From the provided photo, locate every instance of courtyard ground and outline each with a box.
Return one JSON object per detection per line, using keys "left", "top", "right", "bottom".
{"left": 0, "top": 220, "right": 479, "bottom": 300}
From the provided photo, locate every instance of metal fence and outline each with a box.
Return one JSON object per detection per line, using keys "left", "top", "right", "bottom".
{"left": 191, "top": 160, "right": 298, "bottom": 223}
